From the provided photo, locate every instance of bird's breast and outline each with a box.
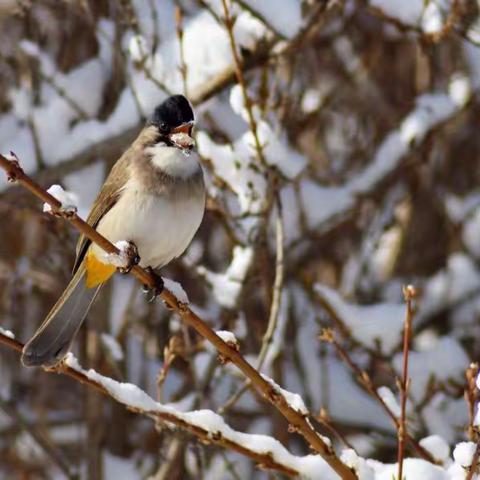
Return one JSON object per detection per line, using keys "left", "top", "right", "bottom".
{"left": 93, "top": 175, "right": 205, "bottom": 269}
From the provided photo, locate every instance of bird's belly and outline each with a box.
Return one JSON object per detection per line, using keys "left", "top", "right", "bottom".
{"left": 94, "top": 189, "right": 204, "bottom": 269}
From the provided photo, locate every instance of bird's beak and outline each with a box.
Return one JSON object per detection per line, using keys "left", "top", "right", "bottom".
{"left": 168, "top": 121, "right": 195, "bottom": 151}
{"left": 170, "top": 121, "right": 194, "bottom": 137}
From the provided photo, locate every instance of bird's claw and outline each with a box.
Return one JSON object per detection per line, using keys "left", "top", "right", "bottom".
{"left": 142, "top": 267, "right": 164, "bottom": 302}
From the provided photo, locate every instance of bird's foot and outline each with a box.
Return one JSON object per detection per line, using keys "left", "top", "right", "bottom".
{"left": 142, "top": 267, "right": 164, "bottom": 302}
{"left": 117, "top": 241, "right": 140, "bottom": 274}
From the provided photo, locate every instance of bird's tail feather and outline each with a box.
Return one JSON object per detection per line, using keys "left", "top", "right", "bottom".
{"left": 22, "top": 264, "right": 101, "bottom": 367}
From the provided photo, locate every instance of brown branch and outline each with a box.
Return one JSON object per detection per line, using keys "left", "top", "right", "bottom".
{"left": 397, "top": 285, "right": 416, "bottom": 480}
{"left": 0, "top": 331, "right": 297, "bottom": 477}
{"left": 0, "top": 153, "right": 357, "bottom": 480}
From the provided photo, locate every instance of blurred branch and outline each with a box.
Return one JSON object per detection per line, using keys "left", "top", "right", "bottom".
{"left": 3, "top": 1, "right": 336, "bottom": 192}
{"left": 0, "top": 393, "right": 77, "bottom": 479}
{"left": 0, "top": 153, "right": 357, "bottom": 480}
{"left": 465, "top": 363, "right": 479, "bottom": 441}
{"left": 220, "top": 195, "right": 285, "bottom": 412}
{"left": 175, "top": 5, "right": 188, "bottom": 97}
{"left": 221, "top": 0, "right": 268, "bottom": 170}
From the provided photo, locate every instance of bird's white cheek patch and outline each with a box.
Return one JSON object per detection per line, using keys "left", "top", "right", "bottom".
{"left": 146, "top": 144, "right": 200, "bottom": 178}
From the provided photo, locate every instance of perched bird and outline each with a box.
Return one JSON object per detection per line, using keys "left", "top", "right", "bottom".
{"left": 22, "top": 95, "right": 205, "bottom": 367}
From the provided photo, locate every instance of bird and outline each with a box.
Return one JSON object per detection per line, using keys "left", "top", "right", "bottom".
{"left": 21, "top": 95, "right": 205, "bottom": 367}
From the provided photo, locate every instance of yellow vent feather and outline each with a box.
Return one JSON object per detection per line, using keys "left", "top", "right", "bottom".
{"left": 85, "top": 249, "right": 116, "bottom": 288}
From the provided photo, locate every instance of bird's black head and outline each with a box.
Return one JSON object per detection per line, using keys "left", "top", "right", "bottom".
{"left": 148, "top": 95, "right": 194, "bottom": 135}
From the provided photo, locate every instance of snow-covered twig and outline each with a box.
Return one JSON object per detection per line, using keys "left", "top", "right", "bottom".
{"left": 0, "top": 153, "right": 357, "bottom": 480}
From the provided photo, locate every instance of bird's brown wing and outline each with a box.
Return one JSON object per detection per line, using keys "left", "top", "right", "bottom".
{"left": 72, "top": 154, "right": 130, "bottom": 274}
{"left": 72, "top": 125, "right": 158, "bottom": 274}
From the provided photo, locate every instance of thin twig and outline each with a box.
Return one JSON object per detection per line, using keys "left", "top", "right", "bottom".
{"left": 397, "top": 285, "right": 416, "bottom": 480}
{"left": 316, "top": 407, "right": 354, "bottom": 450}
{"left": 221, "top": 0, "right": 267, "bottom": 170}
{"left": 319, "top": 327, "right": 437, "bottom": 464}
{"left": 0, "top": 153, "right": 357, "bottom": 480}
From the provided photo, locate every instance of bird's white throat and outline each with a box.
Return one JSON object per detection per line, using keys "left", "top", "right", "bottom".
{"left": 146, "top": 143, "right": 199, "bottom": 179}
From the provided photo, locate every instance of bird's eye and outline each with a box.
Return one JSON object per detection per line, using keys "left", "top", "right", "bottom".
{"left": 160, "top": 122, "right": 168, "bottom": 133}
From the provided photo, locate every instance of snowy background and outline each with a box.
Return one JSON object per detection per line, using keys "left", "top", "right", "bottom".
{"left": 1, "top": 0, "right": 480, "bottom": 478}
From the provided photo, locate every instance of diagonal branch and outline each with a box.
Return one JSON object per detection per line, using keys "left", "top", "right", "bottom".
{"left": 0, "top": 331, "right": 296, "bottom": 477}
{"left": 0, "top": 153, "right": 357, "bottom": 480}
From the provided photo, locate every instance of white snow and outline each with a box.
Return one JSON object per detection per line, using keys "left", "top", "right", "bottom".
{"left": 453, "top": 441, "right": 477, "bottom": 467}
{"left": 419, "top": 254, "right": 480, "bottom": 321}
{"left": 368, "top": 458, "right": 448, "bottom": 479}
{"left": 393, "top": 337, "right": 469, "bottom": 403}
{"left": 301, "top": 88, "right": 322, "bottom": 114}
{"left": 215, "top": 330, "right": 238, "bottom": 346}
{"left": 128, "top": 34, "right": 148, "bottom": 63}
{"left": 43, "top": 184, "right": 78, "bottom": 214}
{"left": 0, "top": 327, "right": 14, "bottom": 339}
{"left": 421, "top": 2, "right": 443, "bottom": 35}
{"left": 163, "top": 278, "right": 189, "bottom": 304}
{"left": 341, "top": 449, "right": 374, "bottom": 479}
{"left": 370, "top": 0, "right": 446, "bottom": 36}
{"left": 297, "top": 79, "right": 473, "bottom": 231}
{"left": 261, "top": 373, "right": 308, "bottom": 415}
{"left": 463, "top": 207, "right": 480, "bottom": 258}
{"left": 100, "top": 334, "right": 124, "bottom": 361}
{"left": 314, "top": 284, "right": 405, "bottom": 354}
{"left": 62, "top": 353, "right": 337, "bottom": 478}
{"left": 419, "top": 435, "right": 450, "bottom": 463}
{"left": 377, "top": 386, "right": 400, "bottom": 418}
{"left": 103, "top": 240, "right": 134, "bottom": 268}
{"left": 233, "top": 11, "right": 268, "bottom": 50}
{"left": 197, "top": 246, "right": 253, "bottom": 308}
{"left": 240, "top": 0, "right": 303, "bottom": 38}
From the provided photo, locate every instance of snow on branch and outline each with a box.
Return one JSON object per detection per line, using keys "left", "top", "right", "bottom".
{"left": 0, "top": 329, "right": 313, "bottom": 477}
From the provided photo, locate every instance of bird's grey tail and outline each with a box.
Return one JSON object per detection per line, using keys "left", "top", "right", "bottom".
{"left": 22, "top": 264, "right": 101, "bottom": 367}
